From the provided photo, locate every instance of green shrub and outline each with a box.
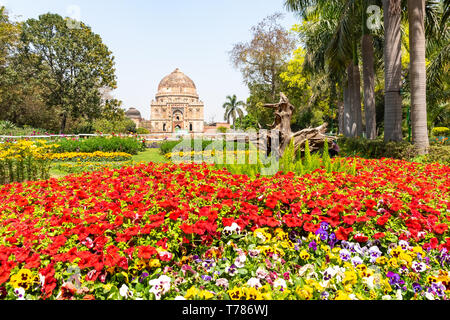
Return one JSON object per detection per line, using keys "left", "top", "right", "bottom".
{"left": 338, "top": 137, "right": 418, "bottom": 160}
{"left": 0, "top": 121, "right": 51, "bottom": 136}
{"left": 53, "top": 137, "right": 145, "bottom": 155}
{"left": 137, "top": 128, "right": 150, "bottom": 134}
{"left": 339, "top": 137, "right": 450, "bottom": 165}
{"left": 217, "top": 127, "right": 228, "bottom": 133}
{"left": 412, "top": 145, "right": 450, "bottom": 165}
{"left": 431, "top": 127, "right": 450, "bottom": 137}
{"left": 92, "top": 118, "right": 137, "bottom": 134}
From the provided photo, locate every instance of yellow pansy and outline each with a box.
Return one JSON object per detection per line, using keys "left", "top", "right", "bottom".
{"left": 228, "top": 287, "right": 244, "bottom": 300}
{"left": 388, "top": 257, "right": 399, "bottom": 268}
{"left": 398, "top": 252, "right": 412, "bottom": 267}
{"left": 360, "top": 268, "right": 374, "bottom": 278}
{"left": 390, "top": 247, "right": 402, "bottom": 258}
{"left": 134, "top": 260, "right": 146, "bottom": 271}
{"left": 295, "top": 285, "right": 314, "bottom": 300}
{"left": 148, "top": 259, "right": 161, "bottom": 268}
{"left": 356, "top": 264, "right": 368, "bottom": 273}
{"left": 300, "top": 249, "right": 310, "bottom": 260}
{"left": 199, "top": 290, "right": 215, "bottom": 300}
{"left": 382, "top": 279, "right": 392, "bottom": 293}
{"left": 331, "top": 247, "right": 341, "bottom": 254}
{"left": 335, "top": 290, "right": 351, "bottom": 300}
{"left": 376, "top": 256, "right": 388, "bottom": 265}
{"left": 320, "top": 245, "right": 331, "bottom": 253}
{"left": 245, "top": 287, "right": 263, "bottom": 300}
{"left": 9, "top": 269, "right": 34, "bottom": 290}
{"left": 343, "top": 270, "right": 358, "bottom": 285}
{"left": 184, "top": 286, "right": 200, "bottom": 299}
{"left": 253, "top": 228, "right": 271, "bottom": 243}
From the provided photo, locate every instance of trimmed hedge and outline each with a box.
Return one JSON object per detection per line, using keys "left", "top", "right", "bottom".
{"left": 53, "top": 137, "right": 146, "bottom": 155}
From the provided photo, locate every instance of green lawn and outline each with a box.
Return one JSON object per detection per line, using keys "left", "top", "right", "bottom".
{"left": 131, "top": 148, "right": 168, "bottom": 163}
{"left": 49, "top": 148, "right": 168, "bottom": 178}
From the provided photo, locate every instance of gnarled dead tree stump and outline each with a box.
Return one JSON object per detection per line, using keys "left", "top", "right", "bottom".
{"left": 249, "top": 92, "right": 336, "bottom": 157}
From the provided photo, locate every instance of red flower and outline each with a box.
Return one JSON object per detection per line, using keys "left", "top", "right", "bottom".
{"left": 336, "top": 227, "right": 353, "bottom": 241}
{"left": 356, "top": 215, "right": 370, "bottom": 223}
{"left": 265, "top": 197, "right": 278, "bottom": 209}
{"left": 354, "top": 233, "right": 369, "bottom": 243}
{"left": 433, "top": 224, "right": 448, "bottom": 235}
{"left": 342, "top": 215, "right": 356, "bottom": 226}
{"left": 376, "top": 214, "right": 390, "bottom": 226}
{"left": 180, "top": 223, "right": 194, "bottom": 235}
{"left": 137, "top": 246, "right": 157, "bottom": 260}
{"left": 373, "top": 232, "right": 385, "bottom": 239}
{"left": 303, "top": 222, "right": 315, "bottom": 233}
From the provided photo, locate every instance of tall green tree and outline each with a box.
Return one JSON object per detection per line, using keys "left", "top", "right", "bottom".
{"left": 230, "top": 13, "right": 296, "bottom": 101}
{"left": 285, "top": 0, "right": 378, "bottom": 138}
{"left": 222, "top": 95, "right": 245, "bottom": 131}
{"left": 19, "top": 13, "right": 119, "bottom": 133}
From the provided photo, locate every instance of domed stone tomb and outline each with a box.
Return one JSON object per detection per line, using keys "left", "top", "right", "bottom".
{"left": 150, "top": 68, "right": 204, "bottom": 133}
{"left": 125, "top": 107, "right": 142, "bottom": 127}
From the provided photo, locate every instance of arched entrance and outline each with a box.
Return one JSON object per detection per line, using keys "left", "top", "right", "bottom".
{"left": 172, "top": 110, "right": 184, "bottom": 132}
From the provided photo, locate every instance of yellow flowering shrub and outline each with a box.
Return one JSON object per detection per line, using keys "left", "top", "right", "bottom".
{"left": 0, "top": 139, "right": 57, "bottom": 184}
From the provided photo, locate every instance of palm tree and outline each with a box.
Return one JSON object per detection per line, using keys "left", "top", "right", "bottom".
{"left": 408, "top": 0, "right": 429, "bottom": 154}
{"left": 383, "top": 0, "right": 403, "bottom": 142}
{"left": 285, "top": 0, "right": 375, "bottom": 138}
{"left": 222, "top": 95, "right": 245, "bottom": 131}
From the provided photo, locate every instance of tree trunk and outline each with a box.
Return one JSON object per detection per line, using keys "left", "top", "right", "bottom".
{"left": 383, "top": 0, "right": 403, "bottom": 142}
{"left": 346, "top": 62, "right": 362, "bottom": 138}
{"left": 408, "top": 0, "right": 429, "bottom": 154}
{"left": 60, "top": 113, "right": 67, "bottom": 134}
{"left": 352, "top": 61, "right": 363, "bottom": 137}
{"left": 344, "top": 65, "right": 352, "bottom": 137}
{"left": 362, "top": 34, "right": 377, "bottom": 139}
{"left": 338, "top": 99, "right": 344, "bottom": 135}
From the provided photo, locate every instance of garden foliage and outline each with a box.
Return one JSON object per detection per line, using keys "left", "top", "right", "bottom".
{"left": 53, "top": 137, "right": 145, "bottom": 155}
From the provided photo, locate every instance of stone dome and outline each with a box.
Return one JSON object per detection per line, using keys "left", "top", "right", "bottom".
{"left": 125, "top": 107, "right": 142, "bottom": 119}
{"left": 157, "top": 68, "right": 198, "bottom": 97}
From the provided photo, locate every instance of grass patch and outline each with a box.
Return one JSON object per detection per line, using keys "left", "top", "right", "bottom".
{"left": 131, "top": 148, "right": 168, "bottom": 163}
{"left": 48, "top": 148, "right": 168, "bottom": 178}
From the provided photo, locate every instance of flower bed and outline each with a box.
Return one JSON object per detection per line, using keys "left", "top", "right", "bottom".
{"left": 0, "top": 158, "right": 448, "bottom": 300}
{"left": 48, "top": 151, "right": 132, "bottom": 162}
{"left": 51, "top": 161, "right": 135, "bottom": 174}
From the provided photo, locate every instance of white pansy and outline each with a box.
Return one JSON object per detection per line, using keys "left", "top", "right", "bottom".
{"left": 119, "top": 284, "right": 129, "bottom": 298}
{"left": 273, "top": 278, "right": 287, "bottom": 290}
{"left": 246, "top": 277, "right": 262, "bottom": 288}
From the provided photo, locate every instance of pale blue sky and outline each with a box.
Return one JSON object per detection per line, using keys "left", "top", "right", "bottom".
{"left": 2, "top": 0, "right": 298, "bottom": 122}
